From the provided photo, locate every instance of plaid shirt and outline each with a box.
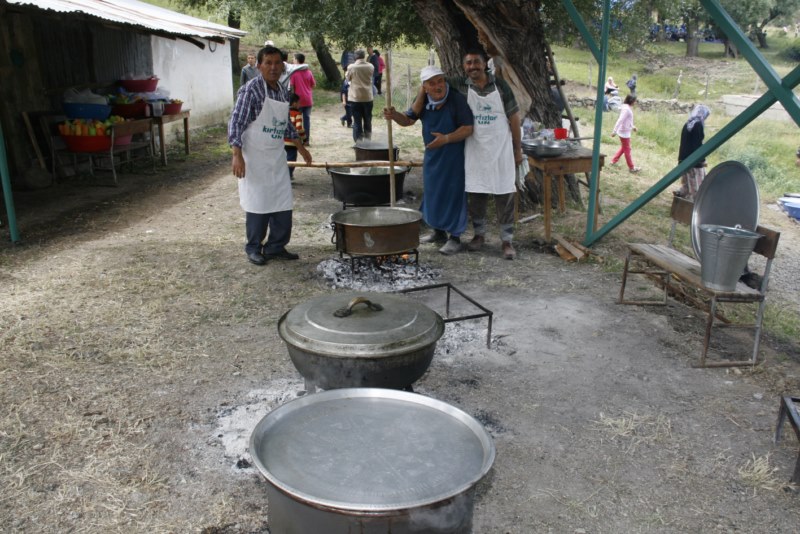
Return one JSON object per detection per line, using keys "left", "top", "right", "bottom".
{"left": 228, "top": 77, "right": 298, "bottom": 148}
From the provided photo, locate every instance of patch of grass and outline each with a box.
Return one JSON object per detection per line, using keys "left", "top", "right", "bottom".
{"left": 595, "top": 410, "right": 672, "bottom": 453}
{"left": 737, "top": 453, "right": 791, "bottom": 494}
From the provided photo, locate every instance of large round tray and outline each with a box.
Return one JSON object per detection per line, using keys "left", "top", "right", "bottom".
{"left": 249, "top": 388, "right": 495, "bottom": 512}
{"left": 691, "top": 161, "right": 759, "bottom": 259}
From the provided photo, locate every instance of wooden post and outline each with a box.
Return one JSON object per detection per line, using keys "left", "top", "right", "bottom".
{"left": 386, "top": 49, "right": 396, "bottom": 206}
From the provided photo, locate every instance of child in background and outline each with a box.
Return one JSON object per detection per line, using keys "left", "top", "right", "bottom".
{"left": 340, "top": 76, "right": 352, "bottom": 128}
{"left": 285, "top": 93, "right": 306, "bottom": 180}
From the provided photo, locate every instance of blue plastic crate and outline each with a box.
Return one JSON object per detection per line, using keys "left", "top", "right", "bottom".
{"left": 62, "top": 102, "right": 112, "bottom": 120}
{"left": 778, "top": 197, "right": 800, "bottom": 221}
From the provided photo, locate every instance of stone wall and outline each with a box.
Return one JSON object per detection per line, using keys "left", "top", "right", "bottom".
{"left": 567, "top": 95, "right": 695, "bottom": 114}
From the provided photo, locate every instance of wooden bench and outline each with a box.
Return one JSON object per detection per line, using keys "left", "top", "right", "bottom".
{"left": 618, "top": 196, "right": 780, "bottom": 367}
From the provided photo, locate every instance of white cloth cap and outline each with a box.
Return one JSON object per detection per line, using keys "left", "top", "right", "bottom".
{"left": 420, "top": 65, "right": 445, "bottom": 82}
{"left": 264, "top": 40, "right": 275, "bottom": 46}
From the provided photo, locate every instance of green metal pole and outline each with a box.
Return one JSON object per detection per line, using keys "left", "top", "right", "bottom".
{"left": 583, "top": 34, "right": 800, "bottom": 247}
{"left": 0, "top": 122, "right": 21, "bottom": 244}
{"left": 584, "top": 0, "right": 611, "bottom": 241}
{"left": 560, "top": 0, "right": 601, "bottom": 62}
{"left": 701, "top": 0, "right": 800, "bottom": 126}
{"left": 560, "top": 0, "right": 609, "bottom": 242}
{"left": 584, "top": 64, "right": 800, "bottom": 246}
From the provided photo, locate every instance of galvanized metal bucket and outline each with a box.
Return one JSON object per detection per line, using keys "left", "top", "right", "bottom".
{"left": 699, "top": 224, "right": 761, "bottom": 291}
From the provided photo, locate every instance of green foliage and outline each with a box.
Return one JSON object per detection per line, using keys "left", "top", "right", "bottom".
{"left": 716, "top": 142, "right": 797, "bottom": 199}
{"left": 782, "top": 38, "right": 800, "bottom": 60}
{"left": 248, "top": 0, "right": 429, "bottom": 49}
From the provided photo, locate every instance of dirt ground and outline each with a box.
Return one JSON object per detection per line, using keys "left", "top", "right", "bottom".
{"left": 2, "top": 100, "right": 800, "bottom": 534}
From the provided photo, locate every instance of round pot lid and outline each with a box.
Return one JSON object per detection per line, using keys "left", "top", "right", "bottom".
{"left": 330, "top": 206, "right": 422, "bottom": 227}
{"left": 249, "top": 388, "right": 495, "bottom": 511}
{"left": 278, "top": 292, "right": 444, "bottom": 358}
{"left": 691, "top": 161, "right": 759, "bottom": 259}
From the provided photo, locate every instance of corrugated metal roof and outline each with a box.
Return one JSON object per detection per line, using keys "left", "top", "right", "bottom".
{"left": 6, "top": 0, "right": 248, "bottom": 40}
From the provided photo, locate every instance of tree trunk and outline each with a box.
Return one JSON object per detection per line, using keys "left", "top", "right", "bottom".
{"left": 684, "top": 20, "right": 698, "bottom": 57}
{"left": 227, "top": 10, "right": 241, "bottom": 76}
{"left": 754, "top": 26, "right": 768, "bottom": 48}
{"left": 309, "top": 33, "right": 341, "bottom": 87}
{"left": 411, "top": 0, "right": 559, "bottom": 127}
{"left": 723, "top": 38, "right": 739, "bottom": 59}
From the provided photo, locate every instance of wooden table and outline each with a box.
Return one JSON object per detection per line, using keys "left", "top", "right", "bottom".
{"left": 150, "top": 110, "right": 190, "bottom": 165}
{"left": 527, "top": 146, "right": 605, "bottom": 242}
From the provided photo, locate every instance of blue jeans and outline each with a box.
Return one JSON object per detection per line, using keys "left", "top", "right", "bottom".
{"left": 299, "top": 106, "right": 311, "bottom": 144}
{"left": 350, "top": 101, "right": 373, "bottom": 142}
{"left": 285, "top": 146, "right": 297, "bottom": 179}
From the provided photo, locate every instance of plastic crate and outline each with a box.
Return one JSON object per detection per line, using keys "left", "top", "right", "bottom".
{"left": 62, "top": 103, "right": 111, "bottom": 120}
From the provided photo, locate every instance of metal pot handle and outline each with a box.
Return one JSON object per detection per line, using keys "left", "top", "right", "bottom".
{"left": 334, "top": 297, "right": 384, "bottom": 317}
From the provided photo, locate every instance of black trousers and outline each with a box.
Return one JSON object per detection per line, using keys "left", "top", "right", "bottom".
{"left": 351, "top": 101, "right": 373, "bottom": 142}
{"left": 245, "top": 210, "right": 292, "bottom": 256}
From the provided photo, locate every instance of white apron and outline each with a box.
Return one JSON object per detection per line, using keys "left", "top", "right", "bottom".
{"left": 464, "top": 86, "right": 516, "bottom": 194}
{"left": 238, "top": 80, "right": 293, "bottom": 214}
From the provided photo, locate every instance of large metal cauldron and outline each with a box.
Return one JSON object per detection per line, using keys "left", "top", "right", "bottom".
{"left": 331, "top": 206, "right": 421, "bottom": 256}
{"left": 278, "top": 292, "right": 444, "bottom": 391}
{"left": 329, "top": 164, "right": 409, "bottom": 207}
{"left": 353, "top": 141, "right": 400, "bottom": 161}
{"left": 250, "top": 388, "right": 495, "bottom": 533}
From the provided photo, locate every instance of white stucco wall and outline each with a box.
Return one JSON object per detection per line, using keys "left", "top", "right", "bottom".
{"left": 150, "top": 36, "right": 234, "bottom": 143}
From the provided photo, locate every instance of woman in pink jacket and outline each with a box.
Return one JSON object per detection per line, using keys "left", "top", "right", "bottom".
{"left": 610, "top": 95, "right": 640, "bottom": 173}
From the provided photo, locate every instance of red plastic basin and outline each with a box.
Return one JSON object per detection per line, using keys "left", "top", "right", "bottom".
{"left": 112, "top": 101, "right": 148, "bottom": 118}
{"left": 120, "top": 78, "right": 158, "bottom": 93}
{"left": 163, "top": 102, "right": 183, "bottom": 115}
{"left": 61, "top": 135, "right": 112, "bottom": 153}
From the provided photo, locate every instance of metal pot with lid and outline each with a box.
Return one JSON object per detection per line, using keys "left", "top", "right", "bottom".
{"left": 250, "top": 388, "right": 495, "bottom": 533}
{"left": 278, "top": 292, "right": 444, "bottom": 391}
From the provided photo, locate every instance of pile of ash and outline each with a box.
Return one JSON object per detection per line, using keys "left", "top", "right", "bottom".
{"left": 316, "top": 257, "right": 442, "bottom": 291}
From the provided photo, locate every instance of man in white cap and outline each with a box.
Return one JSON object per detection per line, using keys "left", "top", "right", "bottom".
{"left": 384, "top": 65, "right": 474, "bottom": 255}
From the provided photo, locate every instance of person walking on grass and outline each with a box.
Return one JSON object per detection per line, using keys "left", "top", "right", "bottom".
{"left": 610, "top": 95, "right": 640, "bottom": 173}
{"left": 674, "top": 104, "right": 711, "bottom": 201}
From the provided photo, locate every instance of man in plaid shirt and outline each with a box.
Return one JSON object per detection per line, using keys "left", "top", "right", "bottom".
{"left": 229, "top": 46, "right": 312, "bottom": 266}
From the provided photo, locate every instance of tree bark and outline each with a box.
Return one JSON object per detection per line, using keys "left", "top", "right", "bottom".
{"left": 754, "top": 27, "right": 768, "bottom": 49}
{"left": 411, "top": 0, "right": 559, "bottom": 127}
{"left": 227, "top": 10, "right": 241, "bottom": 76}
{"left": 723, "top": 38, "right": 739, "bottom": 59}
{"left": 309, "top": 33, "right": 341, "bottom": 87}
{"left": 685, "top": 21, "right": 699, "bottom": 57}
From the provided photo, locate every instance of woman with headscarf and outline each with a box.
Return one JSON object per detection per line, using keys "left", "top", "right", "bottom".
{"left": 674, "top": 104, "right": 711, "bottom": 201}
{"left": 604, "top": 76, "right": 618, "bottom": 95}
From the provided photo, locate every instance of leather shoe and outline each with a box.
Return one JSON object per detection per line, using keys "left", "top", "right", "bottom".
{"left": 247, "top": 251, "right": 267, "bottom": 265}
{"left": 502, "top": 241, "right": 516, "bottom": 260}
{"left": 466, "top": 235, "right": 485, "bottom": 252}
{"left": 264, "top": 249, "right": 300, "bottom": 260}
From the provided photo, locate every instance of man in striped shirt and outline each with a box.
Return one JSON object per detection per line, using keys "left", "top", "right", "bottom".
{"left": 229, "top": 46, "right": 312, "bottom": 266}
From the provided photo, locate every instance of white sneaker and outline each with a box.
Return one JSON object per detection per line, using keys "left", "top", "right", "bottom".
{"left": 439, "top": 238, "right": 463, "bottom": 255}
